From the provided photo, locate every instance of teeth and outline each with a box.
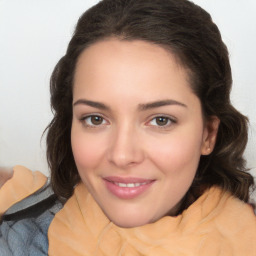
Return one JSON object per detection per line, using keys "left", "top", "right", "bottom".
{"left": 114, "top": 182, "right": 147, "bottom": 188}
{"left": 118, "top": 183, "right": 127, "bottom": 187}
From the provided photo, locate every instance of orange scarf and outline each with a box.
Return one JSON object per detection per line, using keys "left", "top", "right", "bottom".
{"left": 0, "top": 165, "right": 47, "bottom": 215}
{"left": 49, "top": 183, "right": 256, "bottom": 256}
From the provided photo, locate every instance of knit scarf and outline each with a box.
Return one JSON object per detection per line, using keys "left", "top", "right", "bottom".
{"left": 48, "top": 183, "right": 256, "bottom": 256}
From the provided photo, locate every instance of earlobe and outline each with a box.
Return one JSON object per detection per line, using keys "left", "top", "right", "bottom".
{"left": 201, "top": 116, "right": 220, "bottom": 155}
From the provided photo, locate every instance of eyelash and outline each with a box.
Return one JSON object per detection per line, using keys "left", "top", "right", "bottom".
{"left": 147, "top": 115, "right": 177, "bottom": 129}
{"left": 80, "top": 114, "right": 108, "bottom": 128}
{"left": 79, "top": 114, "right": 177, "bottom": 129}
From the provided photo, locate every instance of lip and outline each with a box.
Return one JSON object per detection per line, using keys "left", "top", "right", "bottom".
{"left": 103, "top": 176, "right": 155, "bottom": 200}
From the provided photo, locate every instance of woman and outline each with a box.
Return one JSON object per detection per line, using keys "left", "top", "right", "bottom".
{"left": 1, "top": 0, "right": 255, "bottom": 255}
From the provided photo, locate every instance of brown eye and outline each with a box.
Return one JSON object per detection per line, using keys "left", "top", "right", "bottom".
{"left": 155, "top": 117, "right": 169, "bottom": 126}
{"left": 91, "top": 116, "right": 103, "bottom": 125}
{"left": 148, "top": 116, "right": 176, "bottom": 128}
{"left": 83, "top": 115, "right": 107, "bottom": 127}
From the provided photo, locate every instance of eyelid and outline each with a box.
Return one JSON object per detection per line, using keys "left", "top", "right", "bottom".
{"left": 80, "top": 113, "right": 110, "bottom": 127}
{"left": 146, "top": 114, "right": 177, "bottom": 128}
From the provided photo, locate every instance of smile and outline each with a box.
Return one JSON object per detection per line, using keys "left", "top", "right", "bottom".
{"left": 103, "top": 177, "right": 155, "bottom": 199}
{"left": 114, "top": 182, "right": 149, "bottom": 188}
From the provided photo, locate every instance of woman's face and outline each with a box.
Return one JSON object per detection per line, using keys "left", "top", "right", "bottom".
{"left": 71, "top": 39, "right": 214, "bottom": 228}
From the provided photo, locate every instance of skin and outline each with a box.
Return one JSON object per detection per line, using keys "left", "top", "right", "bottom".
{"left": 0, "top": 167, "right": 13, "bottom": 188}
{"left": 71, "top": 39, "right": 219, "bottom": 228}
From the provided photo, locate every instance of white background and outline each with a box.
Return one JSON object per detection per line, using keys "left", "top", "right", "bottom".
{"left": 0, "top": 0, "right": 255, "bottom": 181}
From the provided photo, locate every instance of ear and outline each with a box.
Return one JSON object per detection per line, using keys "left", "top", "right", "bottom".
{"left": 201, "top": 116, "right": 220, "bottom": 155}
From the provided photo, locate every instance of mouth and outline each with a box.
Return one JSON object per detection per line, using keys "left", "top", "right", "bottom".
{"left": 103, "top": 176, "right": 155, "bottom": 199}
{"left": 112, "top": 181, "right": 150, "bottom": 188}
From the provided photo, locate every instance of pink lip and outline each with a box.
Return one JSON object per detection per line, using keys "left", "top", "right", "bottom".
{"left": 103, "top": 176, "right": 155, "bottom": 200}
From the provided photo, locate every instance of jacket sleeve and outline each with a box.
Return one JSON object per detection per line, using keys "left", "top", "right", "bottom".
{"left": 0, "top": 167, "right": 62, "bottom": 256}
{"left": 0, "top": 165, "right": 47, "bottom": 218}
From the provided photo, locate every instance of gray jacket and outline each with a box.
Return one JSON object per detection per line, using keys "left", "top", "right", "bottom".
{"left": 0, "top": 182, "right": 63, "bottom": 256}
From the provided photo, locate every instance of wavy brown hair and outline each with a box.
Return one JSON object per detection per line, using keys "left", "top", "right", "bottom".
{"left": 46, "top": 0, "right": 254, "bottom": 208}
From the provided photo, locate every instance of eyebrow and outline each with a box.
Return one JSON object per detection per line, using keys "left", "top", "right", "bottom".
{"left": 73, "top": 98, "right": 187, "bottom": 111}
{"left": 138, "top": 99, "right": 187, "bottom": 111}
{"left": 73, "top": 99, "right": 109, "bottom": 110}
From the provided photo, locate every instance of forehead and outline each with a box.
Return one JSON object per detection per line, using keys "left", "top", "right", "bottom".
{"left": 73, "top": 39, "right": 195, "bottom": 104}
{"left": 75, "top": 39, "right": 187, "bottom": 78}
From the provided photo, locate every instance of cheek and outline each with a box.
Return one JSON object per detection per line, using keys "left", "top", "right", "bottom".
{"left": 148, "top": 127, "right": 203, "bottom": 175}
{"left": 71, "top": 127, "right": 105, "bottom": 171}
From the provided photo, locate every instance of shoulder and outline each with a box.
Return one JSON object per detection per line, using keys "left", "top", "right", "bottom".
{"left": 0, "top": 166, "right": 63, "bottom": 255}
{"left": 193, "top": 186, "right": 256, "bottom": 225}
{"left": 2, "top": 179, "right": 62, "bottom": 221}
{"left": 0, "top": 165, "right": 48, "bottom": 215}
{"left": 189, "top": 186, "right": 256, "bottom": 254}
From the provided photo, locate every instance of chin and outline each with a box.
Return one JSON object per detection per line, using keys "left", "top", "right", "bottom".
{"left": 109, "top": 214, "right": 155, "bottom": 228}
{"left": 112, "top": 220, "right": 148, "bottom": 228}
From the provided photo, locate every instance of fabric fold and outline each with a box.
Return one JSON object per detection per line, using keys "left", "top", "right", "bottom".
{"left": 48, "top": 183, "right": 256, "bottom": 256}
{"left": 0, "top": 165, "right": 47, "bottom": 217}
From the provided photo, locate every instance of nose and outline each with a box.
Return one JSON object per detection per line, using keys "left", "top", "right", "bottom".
{"left": 107, "top": 124, "right": 144, "bottom": 168}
